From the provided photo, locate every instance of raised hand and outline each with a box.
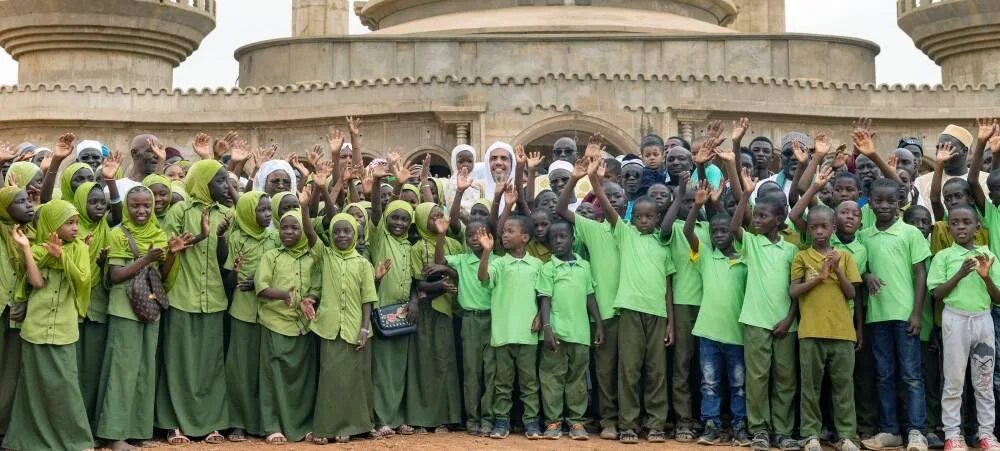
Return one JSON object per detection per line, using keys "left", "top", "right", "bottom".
{"left": 705, "top": 120, "right": 724, "bottom": 139}
{"left": 693, "top": 142, "right": 715, "bottom": 165}
{"left": 392, "top": 160, "right": 409, "bottom": 183}
{"left": 503, "top": 179, "right": 518, "bottom": 208}
{"left": 0, "top": 142, "right": 16, "bottom": 163}
{"left": 55, "top": 133, "right": 76, "bottom": 160}
{"left": 346, "top": 116, "right": 363, "bottom": 136}
{"left": 101, "top": 151, "right": 123, "bottom": 179}
{"left": 693, "top": 180, "right": 711, "bottom": 206}
{"left": 11, "top": 225, "right": 29, "bottom": 248}
{"left": 193, "top": 133, "right": 213, "bottom": 160}
{"left": 433, "top": 214, "right": 449, "bottom": 235}
{"left": 147, "top": 137, "right": 166, "bottom": 163}
{"left": 853, "top": 117, "right": 875, "bottom": 138}
{"left": 571, "top": 157, "right": 589, "bottom": 179}
{"left": 976, "top": 118, "right": 999, "bottom": 142}
{"left": 887, "top": 154, "right": 899, "bottom": 172}
{"left": 212, "top": 136, "right": 230, "bottom": 160}
{"left": 791, "top": 140, "right": 809, "bottom": 164}
{"left": 229, "top": 138, "right": 250, "bottom": 163}
{"left": 514, "top": 145, "right": 527, "bottom": 166}
{"left": 260, "top": 143, "right": 278, "bottom": 162}
{"left": 375, "top": 258, "right": 392, "bottom": 281}
{"left": 475, "top": 227, "right": 494, "bottom": 252}
{"left": 39, "top": 154, "right": 53, "bottom": 174}
{"left": 831, "top": 144, "right": 850, "bottom": 169}
{"left": 288, "top": 153, "right": 310, "bottom": 178}
{"left": 714, "top": 145, "right": 734, "bottom": 162}
{"left": 144, "top": 245, "right": 165, "bottom": 263}
{"left": 990, "top": 134, "right": 1000, "bottom": 155}
{"left": 168, "top": 233, "right": 197, "bottom": 254}
{"left": 420, "top": 154, "right": 432, "bottom": 181}
{"left": 313, "top": 160, "right": 334, "bottom": 187}
{"left": 586, "top": 156, "right": 601, "bottom": 178}
{"left": 526, "top": 151, "right": 543, "bottom": 171}
{"left": 386, "top": 151, "right": 401, "bottom": 168}
{"left": 308, "top": 145, "right": 324, "bottom": 168}
{"left": 813, "top": 133, "right": 831, "bottom": 157}
{"left": 732, "top": 117, "right": 750, "bottom": 142}
{"left": 851, "top": 129, "right": 876, "bottom": 157}
{"left": 936, "top": 142, "right": 955, "bottom": 164}
{"left": 43, "top": 232, "right": 62, "bottom": 259}
{"left": 740, "top": 167, "right": 758, "bottom": 193}
{"left": 814, "top": 165, "right": 834, "bottom": 188}
{"left": 977, "top": 254, "right": 993, "bottom": 278}
{"left": 585, "top": 134, "right": 606, "bottom": 159}
{"left": 298, "top": 184, "right": 313, "bottom": 208}
{"left": 709, "top": 180, "right": 725, "bottom": 204}
{"left": 456, "top": 167, "right": 472, "bottom": 191}
{"left": 327, "top": 129, "right": 345, "bottom": 154}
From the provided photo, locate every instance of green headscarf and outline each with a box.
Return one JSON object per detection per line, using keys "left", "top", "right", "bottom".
{"left": 71, "top": 183, "right": 112, "bottom": 287}
{"left": 107, "top": 186, "right": 168, "bottom": 260}
{"left": 0, "top": 187, "right": 25, "bottom": 272}
{"left": 278, "top": 209, "right": 309, "bottom": 258}
{"left": 170, "top": 180, "right": 189, "bottom": 202}
{"left": 175, "top": 160, "right": 192, "bottom": 170}
{"left": 4, "top": 162, "right": 40, "bottom": 189}
{"left": 345, "top": 202, "right": 370, "bottom": 230}
{"left": 429, "top": 177, "right": 447, "bottom": 206}
{"left": 59, "top": 163, "right": 94, "bottom": 201}
{"left": 235, "top": 191, "right": 269, "bottom": 240}
{"left": 270, "top": 191, "right": 297, "bottom": 227}
{"left": 328, "top": 212, "right": 359, "bottom": 258}
{"left": 414, "top": 202, "right": 438, "bottom": 243}
{"left": 32, "top": 200, "right": 91, "bottom": 317}
{"left": 184, "top": 159, "right": 223, "bottom": 205}
{"left": 378, "top": 200, "right": 414, "bottom": 244}
{"left": 401, "top": 183, "right": 420, "bottom": 201}
{"left": 143, "top": 173, "right": 173, "bottom": 219}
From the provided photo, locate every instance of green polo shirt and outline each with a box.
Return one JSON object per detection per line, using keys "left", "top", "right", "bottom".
{"left": 163, "top": 199, "right": 231, "bottom": 313}
{"left": 985, "top": 202, "right": 1000, "bottom": 258}
{"left": 255, "top": 245, "right": 319, "bottom": 337}
{"left": 861, "top": 204, "right": 876, "bottom": 231}
{"left": 737, "top": 232, "right": 798, "bottom": 331}
{"left": 20, "top": 265, "right": 80, "bottom": 345}
{"left": 927, "top": 244, "right": 1000, "bottom": 313}
{"left": 225, "top": 228, "right": 278, "bottom": 323}
{"left": 691, "top": 243, "right": 747, "bottom": 345}
{"left": 611, "top": 223, "right": 675, "bottom": 318}
{"left": 573, "top": 216, "right": 619, "bottom": 320}
{"left": 307, "top": 248, "right": 378, "bottom": 344}
{"left": 859, "top": 219, "right": 931, "bottom": 323}
{"left": 831, "top": 233, "right": 868, "bottom": 276}
{"left": 536, "top": 254, "right": 595, "bottom": 346}
{"left": 445, "top": 252, "right": 494, "bottom": 311}
{"left": 487, "top": 253, "right": 543, "bottom": 346}
{"left": 665, "top": 220, "right": 709, "bottom": 306}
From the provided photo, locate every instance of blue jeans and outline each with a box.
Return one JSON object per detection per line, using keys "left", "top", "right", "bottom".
{"left": 698, "top": 338, "right": 746, "bottom": 426}
{"left": 871, "top": 321, "right": 926, "bottom": 434}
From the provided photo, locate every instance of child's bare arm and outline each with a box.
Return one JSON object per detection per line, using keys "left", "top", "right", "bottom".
{"left": 930, "top": 144, "right": 952, "bottom": 221}
{"left": 853, "top": 129, "right": 901, "bottom": 184}
{"left": 969, "top": 118, "right": 997, "bottom": 212}
{"left": 589, "top": 160, "right": 618, "bottom": 227}
{"left": 729, "top": 190, "right": 750, "bottom": 242}
{"left": 476, "top": 228, "right": 494, "bottom": 282}
{"left": 586, "top": 293, "right": 604, "bottom": 346}
{"left": 909, "top": 260, "right": 928, "bottom": 336}
{"left": 659, "top": 173, "right": 688, "bottom": 240}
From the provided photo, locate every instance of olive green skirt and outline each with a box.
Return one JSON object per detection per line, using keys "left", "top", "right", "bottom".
{"left": 405, "top": 302, "right": 462, "bottom": 427}
{"left": 0, "top": 316, "right": 21, "bottom": 435}
{"left": 259, "top": 328, "right": 317, "bottom": 441}
{"left": 1, "top": 342, "right": 93, "bottom": 451}
{"left": 372, "top": 333, "right": 410, "bottom": 427}
{"left": 154, "top": 309, "right": 229, "bottom": 437}
{"left": 313, "top": 337, "right": 373, "bottom": 438}
{"left": 93, "top": 315, "right": 159, "bottom": 441}
{"left": 224, "top": 318, "right": 261, "bottom": 435}
{"left": 77, "top": 317, "right": 108, "bottom": 423}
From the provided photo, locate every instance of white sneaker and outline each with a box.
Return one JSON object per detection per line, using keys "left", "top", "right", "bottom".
{"left": 907, "top": 430, "right": 928, "bottom": 451}
{"left": 839, "top": 438, "right": 861, "bottom": 451}
{"left": 803, "top": 438, "right": 822, "bottom": 451}
{"left": 862, "top": 432, "right": 903, "bottom": 450}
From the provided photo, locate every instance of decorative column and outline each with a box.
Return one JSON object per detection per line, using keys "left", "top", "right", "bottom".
{"left": 679, "top": 121, "right": 694, "bottom": 144}
{"left": 456, "top": 123, "right": 470, "bottom": 146}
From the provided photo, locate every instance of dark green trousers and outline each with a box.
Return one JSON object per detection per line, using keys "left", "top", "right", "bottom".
{"left": 493, "top": 344, "right": 539, "bottom": 423}
{"left": 0, "top": 316, "right": 21, "bottom": 435}
{"left": 617, "top": 309, "right": 668, "bottom": 431}
{"left": 460, "top": 313, "right": 495, "bottom": 428}
{"left": 670, "top": 304, "right": 699, "bottom": 424}
{"left": 593, "top": 316, "right": 619, "bottom": 429}
{"left": 799, "top": 338, "right": 856, "bottom": 440}
{"left": 539, "top": 342, "right": 589, "bottom": 424}
{"left": 743, "top": 325, "right": 797, "bottom": 436}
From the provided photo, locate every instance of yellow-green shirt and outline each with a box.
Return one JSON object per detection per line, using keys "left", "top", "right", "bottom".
{"left": 665, "top": 220, "right": 708, "bottom": 306}
{"left": 927, "top": 244, "right": 1000, "bottom": 313}
{"left": 255, "top": 245, "right": 318, "bottom": 336}
{"left": 20, "top": 265, "right": 81, "bottom": 345}
{"left": 612, "top": 223, "right": 675, "bottom": 318}
{"left": 308, "top": 248, "right": 378, "bottom": 344}
{"left": 444, "top": 252, "right": 494, "bottom": 312}
{"left": 536, "top": 254, "right": 595, "bottom": 346}
{"left": 859, "top": 219, "right": 932, "bottom": 323}
{"left": 0, "top": 241, "right": 22, "bottom": 318}
{"left": 226, "top": 228, "right": 278, "bottom": 323}
{"left": 368, "top": 228, "right": 411, "bottom": 307}
{"left": 488, "top": 253, "right": 543, "bottom": 346}
{"left": 985, "top": 202, "right": 1000, "bottom": 257}
{"left": 791, "top": 247, "right": 861, "bottom": 341}
{"left": 526, "top": 240, "right": 551, "bottom": 263}
{"left": 163, "top": 199, "right": 231, "bottom": 313}
{"left": 691, "top": 243, "right": 747, "bottom": 345}
{"left": 573, "top": 216, "right": 619, "bottom": 320}
{"left": 411, "top": 236, "right": 464, "bottom": 316}
{"left": 737, "top": 232, "right": 798, "bottom": 331}
{"left": 107, "top": 257, "right": 142, "bottom": 322}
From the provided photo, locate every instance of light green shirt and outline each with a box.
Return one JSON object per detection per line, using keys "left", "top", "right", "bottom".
{"left": 163, "top": 199, "right": 231, "bottom": 313}
{"left": 536, "top": 254, "right": 595, "bottom": 346}
{"left": 859, "top": 219, "right": 931, "bottom": 323}
{"left": 255, "top": 246, "right": 318, "bottom": 336}
{"left": 107, "top": 257, "right": 141, "bottom": 322}
{"left": 20, "top": 265, "right": 80, "bottom": 345}
{"left": 665, "top": 220, "right": 708, "bottom": 306}
{"left": 225, "top": 228, "right": 278, "bottom": 323}
{"left": 832, "top": 234, "right": 868, "bottom": 276}
{"left": 573, "top": 216, "right": 619, "bottom": 320}
{"left": 0, "top": 240, "right": 23, "bottom": 318}
{"left": 985, "top": 201, "right": 1000, "bottom": 258}
{"left": 411, "top": 236, "right": 464, "bottom": 316}
{"left": 691, "top": 243, "right": 747, "bottom": 345}
{"left": 737, "top": 232, "right": 798, "bottom": 331}
{"left": 308, "top": 249, "right": 378, "bottom": 344}
{"left": 368, "top": 228, "right": 411, "bottom": 307}
{"left": 611, "top": 223, "right": 675, "bottom": 318}
{"left": 488, "top": 253, "right": 543, "bottom": 346}
{"left": 445, "top": 252, "right": 493, "bottom": 311}
{"left": 927, "top": 244, "right": 1000, "bottom": 313}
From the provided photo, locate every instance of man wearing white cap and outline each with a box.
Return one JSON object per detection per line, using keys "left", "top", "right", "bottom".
{"left": 75, "top": 140, "right": 106, "bottom": 173}
{"left": 914, "top": 125, "right": 988, "bottom": 207}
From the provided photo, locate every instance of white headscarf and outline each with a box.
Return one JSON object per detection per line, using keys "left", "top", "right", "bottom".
{"left": 75, "top": 140, "right": 104, "bottom": 158}
{"left": 253, "top": 159, "right": 297, "bottom": 193}
{"left": 548, "top": 160, "right": 574, "bottom": 176}
{"left": 450, "top": 144, "right": 476, "bottom": 172}
{"left": 444, "top": 144, "right": 483, "bottom": 219}
{"left": 480, "top": 141, "right": 517, "bottom": 201}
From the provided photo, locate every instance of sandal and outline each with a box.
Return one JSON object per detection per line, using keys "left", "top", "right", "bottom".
{"left": 674, "top": 425, "right": 696, "bottom": 442}
{"left": 266, "top": 432, "right": 287, "bottom": 444}
{"left": 619, "top": 429, "right": 639, "bottom": 444}
{"left": 398, "top": 424, "right": 415, "bottom": 435}
{"left": 413, "top": 427, "right": 429, "bottom": 435}
{"left": 204, "top": 431, "right": 226, "bottom": 444}
{"left": 167, "top": 429, "right": 190, "bottom": 445}
{"left": 305, "top": 432, "right": 328, "bottom": 445}
{"left": 647, "top": 429, "right": 666, "bottom": 443}
{"left": 374, "top": 425, "right": 396, "bottom": 437}
{"left": 434, "top": 426, "right": 450, "bottom": 434}
{"left": 335, "top": 435, "right": 350, "bottom": 443}
{"left": 227, "top": 428, "right": 247, "bottom": 442}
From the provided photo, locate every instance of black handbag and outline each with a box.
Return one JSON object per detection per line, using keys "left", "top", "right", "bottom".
{"left": 121, "top": 229, "right": 169, "bottom": 323}
{"left": 370, "top": 302, "right": 416, "bottom": 337}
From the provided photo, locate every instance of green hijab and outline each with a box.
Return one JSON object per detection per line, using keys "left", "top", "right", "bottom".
{"left": 429, "top": 177, "right": 447, "bottom": 206}
{"left": 33, "top": 200, "right": 91, "bottom": 317}
{"left": 170, "top": 180, "right": 188, "bottom": 202}
{"left": 379, "top": 200, "right": 414, "bottom": 244}
{"left": 270, "top": 191, "right": 297, "bottom": 227}
{"left": 345, "top": 202, "right": 370, "bottom": 229}
{"left": 0, "top": 187, "right": 25, "bottom": 272}
{"left": 414, "top": 202, "right": 438, "bottom": 243}
{"left": 328, "top": 212, "right": 359, "bottom": 258}
{"left": 59, "top": 163, "right": 94, "bottom": 201}
{"left": 235, "top": 191, "right": 269, "bottom": 240}
{"left": 5, "top": 162, "right": 40, "bottom": 189}
{"left": 401, "top": 183, "right": 420, "bottom": 201}
{"left": 108, "top": 185, "right": 168, "bottom": 261}
{"left": 143, "top": 173, "right": 173, "bottom": 219}
{"left": 278, "top": 209, "right": 309, "bottom": 258}
{"left": 184, "top": 159, "right": 223, "bottom": 205}
{"left": 71, "top": 183, "right": 112, "bottom": 288}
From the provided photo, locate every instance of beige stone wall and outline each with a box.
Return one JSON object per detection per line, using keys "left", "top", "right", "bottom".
{"left": 292, "top": 0, "right": 349, "bottom": 36}
{"left": 726, "top": 0, "right": 784, "bottom": 33}
{"left": 897, "top": 0, "right": 1000, "bottom": 87}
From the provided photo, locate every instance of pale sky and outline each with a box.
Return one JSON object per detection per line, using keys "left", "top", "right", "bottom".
{"left": 0, "top": 0, "right": 941, "bottom": 88}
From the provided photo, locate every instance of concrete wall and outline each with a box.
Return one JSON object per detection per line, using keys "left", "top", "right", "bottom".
{"left": 727, "top": 0, "right": 784, "bottom": 33}
{"left": 293, "top": 0, "right": 349, "bottom": 36}
{"left": 235, "top": 34, "right": 879, "bottom": 87}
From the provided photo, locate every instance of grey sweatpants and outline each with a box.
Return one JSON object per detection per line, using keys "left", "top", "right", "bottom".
{"left": 942, "top": 306, "right": 996, "bottom": 440}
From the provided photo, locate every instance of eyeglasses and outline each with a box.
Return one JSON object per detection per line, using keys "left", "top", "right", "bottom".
{"left": 553, "top": 147, "right": 576, "bottom": 157}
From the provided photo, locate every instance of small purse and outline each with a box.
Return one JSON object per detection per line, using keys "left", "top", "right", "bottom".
{"left": 121, "top": 229, "right": 169, "bottom": 323}
{"left": 370, "top": 302, "right": 416, "bottom": 337}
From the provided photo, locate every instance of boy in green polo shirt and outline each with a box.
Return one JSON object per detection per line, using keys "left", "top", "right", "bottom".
{"left": 590, "top": 161, "right": 675, "bottom": 444}
{"left": 537, "top": 220, "right": 604, "bottom": 441}
{"left": 789, "top": 206, "right": 862, "bottom": 451}
{"left": 476, "top": 215, "right": 543, "bottom": 440}
{"left": 926, "top": 206, "right": 1000, "bottom": 451}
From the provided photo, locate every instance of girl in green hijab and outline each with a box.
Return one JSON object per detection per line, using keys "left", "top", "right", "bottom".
{"left": 224, "top": 190, "right": 278, "bottom": 442}
{"left": 58, "top": 162, "right": 95, "bottom": 201}
{"left": 271, "top": 191, "right": 299, "bottom": 227}
{"left": 399, "top": 183, "right": 420, "bottom": 210}
{"left": 143, "top": 173, "right": 173, "bottom": 222}
{"left": 406, "top": 202, "right": 464, "bottom": 431}
{"left": 3, "top": 199, "right": 93, "bottom": 451}
{"left": 157, "top": 159, "right": 232, "bottom": 445}
{"left": 170, "top": 180, "right": 188, "bottom": 205}
{"left": 94, "top": 185, "right": 174, "bottom": 449}
{"left": 255, "top": 191, "right": 320, "bottom": 444}
{"left": 345, "top": 202, "right": 372, "bottom": 258}
{"left": 4, "top": 162, "right": 42, "bottom": 205}
{"left": 0, "top": 186, "right": 35, "bottom": 437}
{"left": 305, "top": 212, "right": 377, "bottom": 443}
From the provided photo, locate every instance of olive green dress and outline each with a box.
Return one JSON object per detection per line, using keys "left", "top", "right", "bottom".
{"left": 0, "top": 186, "right": 25, "bottom": 435}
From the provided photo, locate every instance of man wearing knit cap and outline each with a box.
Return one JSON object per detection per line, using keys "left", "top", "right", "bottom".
{"left": 751, "top": 132, "right": 810, "bottom": 204}
{"left": 913, "top": 125, "right": 987, "bottom": 207}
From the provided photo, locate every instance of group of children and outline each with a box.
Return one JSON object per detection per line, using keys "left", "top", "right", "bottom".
{"left": 1, "top": 115, "right": 1000, "bottom": 451}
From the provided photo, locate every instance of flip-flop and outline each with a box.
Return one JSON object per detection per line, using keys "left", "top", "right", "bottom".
{"left": 167, "top": 429, "right": 190, "bottom": 445}
{"left": 265, "top": 432, "right": 287, "bottom": 444}
{"left": 203, "top": 431, "right": 225, "bottom": 444}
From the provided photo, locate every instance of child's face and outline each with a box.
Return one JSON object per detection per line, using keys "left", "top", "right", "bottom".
{"left": 647, "top": 184, "right": 672, "bottom": 214}
{"left": 149, "top": 183, "right": 171, "bottom": 216}
{"left": 278, "top": 195, "right": 299, "bottom": 218}
{"left": 575, "top": 202, "right": 597, "bottom": 221}
{"left": 388, "top": 210, "right": 411, "bottom": 237}
{"left": 455, "top": 151, "right": 475, "bottom": 175}
{"left": 347, "top": 206, "right": 366, "bottom": 230}
{"left": 470, "top": 204, "right": 490, "bottom": 223}
{"left": 7, "top": 191, "right": 34, "bottom": 224}
{"left": 126, "top": 191, "right": 151, "bottom": 225}
{"left": 57, "top": 215, "right": 79, "bottom": 242}
{"left": 86, "top": 189, "right": 107, "bottom": 222}
{"left": 818, "top": 182, "right": 834, "bottom": 207}
{"left": 641, "top": 146, "right": 664, "bottom": 169}
{"left": 426, "top": 181, "right": 439, "bottom": 204}
{"left": 548, "top": 170, "right": 571, "bottom": 196}
{"left": 632, "top": 200, "right": 659, "bottom": 234}
{"left": 721, "top": 191, "right": 738, "bottom": 216}
{"left": 255, "top": 196, "right": 273, "bottom": 228}
{"left": 279, "top": 215, "right": 302, "bottom": 247}
{"left": 165, "top": 165, "right": 184, "bottom": 182}
{"left": 677, "top": 189, "right": 695, "bottom": 219}
{"left": 942, "top": 183, "right": 971, "bottom": 211}
{"left": 739, "top": 153, "right": 754, "bottom": 173}
{"left": 69, "top": 167, "right": 94, "bottom": 192}
{"left": 752, "top": 203, "right": 781, "bottom": 236}
{"left": 331, "top": 220, "right": 354, "bottom": 250}
{"left": 988, "top": 179, "right": 1000, "bottom": 205}
{"left": 709, "top": 219, "right": 733, "bottom": 250}
{"left": 535, "top": 191, "right": 557, "bottom": 213}
{"left": 547, "top": 222, "right": 574, "bottom": 259}
{"left": 870, "top": 187, "right": 900, "bottom": 223}
{"left": 896, "top": 169, "right": 912, "bottom": 205}
{"left": 833, "top": 178, "right": 861, "bottom": 204}
{"left": 531, "top": 212, "right": 551, "bottom": 242}
{"left": 400, "top": 191, "right": 419, "bottom": 209}
{"left": 905, "top": 209, "right": 933, "bottom": 237}
{"left": 380, "top": 185, "right": 393, "bottom": 207}
{"left": 807, "top": 211, "right": 835, "bottom": 246}
{"left": 947, "top": 209, "right": 980, "bottom": 246}
{"left": 208, "top": 168, "right": 231, "bottom": 204}
{"left": 835, "top": 202, "right": 861, "bottom": 235}
{"left": 501, "top": 220, "right": 530, "bottom": 250}
{"left": 604, "top": 183, "right": 627, "bottom": 214}
{"left": 466, "top": 223, "right": 486, "bottom": 254}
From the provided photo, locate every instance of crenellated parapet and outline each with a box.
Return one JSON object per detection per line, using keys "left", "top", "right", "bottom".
{"left": 898, "top": 0, "right": 1000, "bottom": 86}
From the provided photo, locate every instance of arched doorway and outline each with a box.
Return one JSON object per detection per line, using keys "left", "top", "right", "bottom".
{"left": 405, "top": 146, "right": 452, "bottom": 178}
{"left": 513, "top": 113, "right": 639, "bottom": 173}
